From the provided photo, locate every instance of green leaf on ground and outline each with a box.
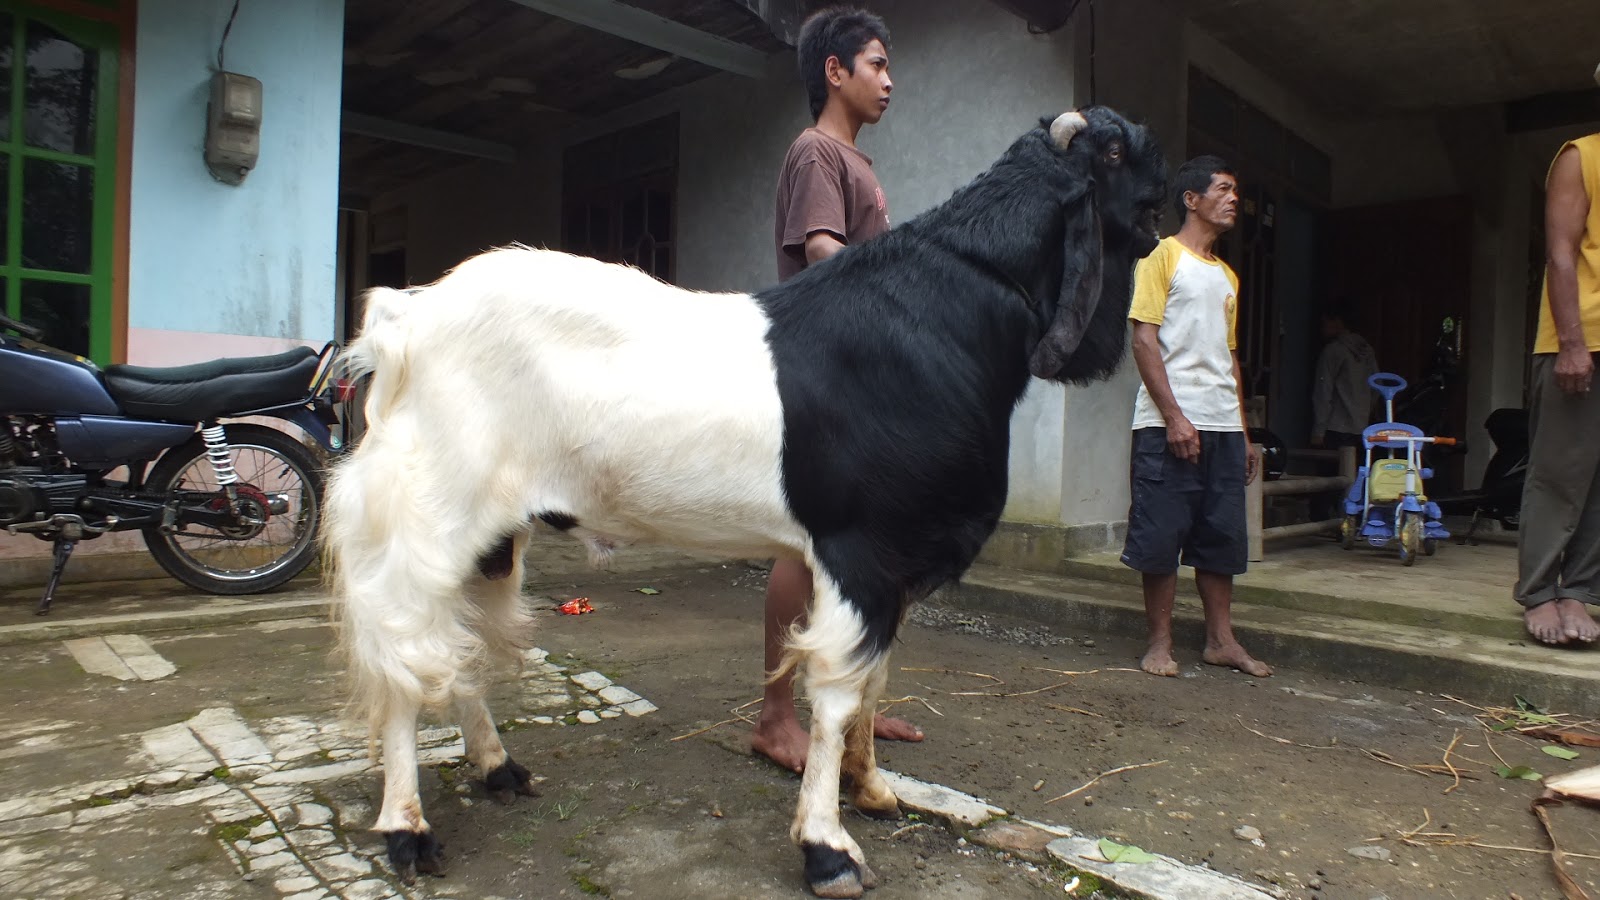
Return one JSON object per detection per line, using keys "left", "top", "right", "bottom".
{"left": 1490, "top": 721, "right": 1518, "bottom": 732}
{"left": 635, "top": 587, "right": 660, "bottom": 595}
{"left": 1543, "top": 746, "right": 1581, "bottom": 761}
{"left": 1494, "top": 765, "right": 1543, "bottom": 781}
{"left": 1515, "top": 695, "right": 1549, "bottom": 715}
{"left": 1098, "top": 838, "right": 1158, "bottom": 864}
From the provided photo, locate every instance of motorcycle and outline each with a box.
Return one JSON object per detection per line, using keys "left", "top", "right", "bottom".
{"left": 1, "top": 311, "right": 344, "bottom": 614}
{"left": 1433, "top": 406, "right": 1528, "bottom": 540}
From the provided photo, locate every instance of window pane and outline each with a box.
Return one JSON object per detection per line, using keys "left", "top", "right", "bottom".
{"left": 0, "top": 155, "right": 9, "bottom": 265}
{"left": 20, "top": 280, "right": 89, "bottom": 356}
{"left": 25, "top": 19, "right": 99, "bottom": 155}
{"left": 0, "top": 13, "right": 13, "bottom": 142}
{"left": 23, "top": 158, "right": 92, "bottom": 273}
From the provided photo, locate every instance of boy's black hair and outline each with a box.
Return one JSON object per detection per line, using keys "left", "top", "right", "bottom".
{"left": 1172, "top": 155, "right": 1234, "bottom": 224}
{"left": 798, "top": 6, "right": 891, "bottom": 121}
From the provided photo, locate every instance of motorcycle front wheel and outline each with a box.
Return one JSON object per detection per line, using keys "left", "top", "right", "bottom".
{"left": 142, "top": 423, "right": 324, "bottom": 596}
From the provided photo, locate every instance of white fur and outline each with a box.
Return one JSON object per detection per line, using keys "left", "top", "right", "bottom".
{"left": 325, "top": 247, "right": 886, "bottom": 884}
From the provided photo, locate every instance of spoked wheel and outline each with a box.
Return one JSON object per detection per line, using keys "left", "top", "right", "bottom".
{"left": 142, "top": 424, "right": 323, "bottom": 595}
{"left": 1398, "top": 513, "right": 1423, "bottom": 567}
{"left": 1340, "top": 515, "right": 1359, "bottom": 551}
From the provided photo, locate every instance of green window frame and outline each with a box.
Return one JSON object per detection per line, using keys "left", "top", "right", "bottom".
{"left": 0, "top": 2, "right": 119, "bottom": 363}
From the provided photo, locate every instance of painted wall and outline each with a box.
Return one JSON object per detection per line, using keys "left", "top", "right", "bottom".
{"left": 373, "top": 143, "right": 565, "bottom": 287}
{"left": 567, "top": 0, "right": 1085, "bottom": 523}
{"left": 127, "top": 0, "right": 343, "bottom": 364}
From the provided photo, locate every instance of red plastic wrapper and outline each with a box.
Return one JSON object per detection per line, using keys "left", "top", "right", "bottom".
{"left": 558, "top": 597, "right": 595, "bottom": 615}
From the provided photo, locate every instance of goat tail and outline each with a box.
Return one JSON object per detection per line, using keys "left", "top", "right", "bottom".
{"left": 340, "top": 285, "right": 416, "bottom": 430}
{"left": 769, "top": 569, "right": 882, "bottom": 702}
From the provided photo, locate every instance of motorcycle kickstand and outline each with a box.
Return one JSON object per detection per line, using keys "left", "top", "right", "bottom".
{"left": 36, "top": 539, "right": 77, "bottom": 616}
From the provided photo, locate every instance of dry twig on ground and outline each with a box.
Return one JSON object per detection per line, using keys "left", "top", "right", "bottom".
{"left": 1045, "top": 760, "right": 1168, "bottom": 804}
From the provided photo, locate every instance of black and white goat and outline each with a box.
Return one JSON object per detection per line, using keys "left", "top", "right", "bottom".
{"left": 323, "top": 106, "right": 1165, "bottom": 898}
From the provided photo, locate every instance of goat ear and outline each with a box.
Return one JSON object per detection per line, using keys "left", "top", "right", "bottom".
{"left": 1028, "top": 197, "right": 1104, "bottom": 379}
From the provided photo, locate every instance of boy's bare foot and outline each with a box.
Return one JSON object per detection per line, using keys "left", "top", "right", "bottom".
{"left": 1203, "top": 642, "right": 1272, "bottom": 677}
{"left": 874, "top": 714, "right": 924, "bottom": 742}
{"left": 1557, "top": 598, "right": 1600, "bottom": 643}
{"left": 751, "top": 714, "right": 809, "bottom": 774}
{"left": 751, "top": 713, "right": 923, "bottom": 774}
{"left": 1140, "top": 638, "right": 1180, "bottom": 676}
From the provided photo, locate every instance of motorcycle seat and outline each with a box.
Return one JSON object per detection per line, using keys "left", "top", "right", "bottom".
{"left": 102, "top": 346, "right": 320, "bottom": 421}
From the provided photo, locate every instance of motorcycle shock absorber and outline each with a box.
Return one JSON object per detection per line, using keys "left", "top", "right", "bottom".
{"left": 201, "top": 423, "right": 241, "bottom": 509}
{"left": 0, "top": 424, "right": 15, "bottom": 465}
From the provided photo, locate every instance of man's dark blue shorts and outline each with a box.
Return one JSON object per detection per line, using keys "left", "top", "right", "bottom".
{"left": 1121, "top": 427, "right": 1248, "bottom": 576}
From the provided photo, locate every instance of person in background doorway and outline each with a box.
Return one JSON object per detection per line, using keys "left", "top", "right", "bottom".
{"left": 1311, "top": 306, "right": 1379, "bottom": 450}
{"left": 1516, "top": 64, "right": 1600, "bottom": 647}
{"left": 1122, "top": 155, "right": 1272, "bottom": 679}
{"left": 754, "top": 4, "right": 923, "bottom": 774}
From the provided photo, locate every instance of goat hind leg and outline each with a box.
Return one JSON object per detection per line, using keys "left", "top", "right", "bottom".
{"left": 790, "top": 576, "right": 879, "bottom": 898}
{"left": 459, "top": 546, "right": 538, "bottom": 804}
{"left": 456, "top": 693, "right": 538, "bottom": 804}
{"left": 376, "top": 699, "right": 445, "bottom": 882}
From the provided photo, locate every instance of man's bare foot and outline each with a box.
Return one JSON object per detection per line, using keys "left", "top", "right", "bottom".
{"left": 874, "top": 714, "right": 923, "bottom": 742}
{"left": 1140, "top": 640, "right": 1180, "bottom": 677}
{"left": 1203, "top": 642, "right": 1272, "bottom": 677}
{"left": 1526, "top": 600, "right": 1568, "bottom": 645}
{"left": 750, "top": 714, "right": 809, "bottom": 774}
{"left": 1556, "top": 598, "right": 1600, "bottom": 643}
{"left": 752, "top": 713, "right": 924, "bottom": 774}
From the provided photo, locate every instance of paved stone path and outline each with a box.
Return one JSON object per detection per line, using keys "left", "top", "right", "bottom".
{"left": 0, "top": 645, "right": 657, "bottom": 900}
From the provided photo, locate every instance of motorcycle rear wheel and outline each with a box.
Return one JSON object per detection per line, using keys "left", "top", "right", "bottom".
{"left": 142, "top": 424, "right": 323, "bottom": 596}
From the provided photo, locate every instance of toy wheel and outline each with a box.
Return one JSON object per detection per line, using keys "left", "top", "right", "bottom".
{"left": 1424, "top": 538, "right": 1437, "bottom": 557}
{"left": 1398, "top": 514, "right": 1423, "bottom": 567}
{"left": 1340, "top": 515, "right": 1358, "bottom": 551}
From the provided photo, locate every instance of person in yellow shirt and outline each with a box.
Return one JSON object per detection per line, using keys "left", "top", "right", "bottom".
{"left": 1518, "top": 68, "right": 1600, "bottom": 646}
{"left": 1121, "top": 155, "right": 1270, "bottom": 678}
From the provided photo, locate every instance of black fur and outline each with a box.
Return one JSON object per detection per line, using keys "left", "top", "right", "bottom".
{"left": 537, "top": 510, "right": 579, "bottom": 531}
{"left": 757, "top": 107, "right": 1165, "bottom": 659}
{"left": 475, "top": 534, "right": 516, "bottom": 580}
{"left": 385, "top": 829, "right": 445, "bottom": 882}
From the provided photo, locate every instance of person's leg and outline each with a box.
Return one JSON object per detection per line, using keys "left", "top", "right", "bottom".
{"left": 1121, "top": 428, "right": 1189, "bottom": 676}
{"left": 1515, "top": 355, "right": 1600, "bottom": 644}
{"left": 1187, "top": 432, "right": 1271, "bottom": 676}
{"left": 751, "top": 559, "right": 922, "bottom": 774}
{"left": 1139, "top": 572, "right": 1180, "bottom": 676}
{"left": 1553, "top": 353, "right": 1600, "bottom": 642}
{"left": 751, "top": 558, "right": 814, "bottom": 773}
{"left": 1195, "top": 570, "right": 1271, "bottom": 676}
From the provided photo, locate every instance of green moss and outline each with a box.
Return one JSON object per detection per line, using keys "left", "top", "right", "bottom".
{"left": 85, "top": 796, "right": 115, "bottom": 808}
{"left": 573, "top": 873, "right": 608, "bottom": 895}
{"left": 210, "top": 767, "right": 232, "bottom": 781}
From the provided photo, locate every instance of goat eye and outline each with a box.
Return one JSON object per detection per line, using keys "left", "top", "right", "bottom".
{"left": 1107, "top": 144, "right": 1123, "bottom": 163}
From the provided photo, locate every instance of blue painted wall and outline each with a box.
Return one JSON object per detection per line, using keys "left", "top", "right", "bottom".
{"left": 128, "top": 0, "right": 343, "bottom": 341}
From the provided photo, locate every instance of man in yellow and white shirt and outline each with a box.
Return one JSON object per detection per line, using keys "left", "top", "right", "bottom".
{"left": 1518, "top": 70, "right": 1600, "bottom": 646}
{"left": 1121, "top": 155, "right": 1270, "bottom": 679}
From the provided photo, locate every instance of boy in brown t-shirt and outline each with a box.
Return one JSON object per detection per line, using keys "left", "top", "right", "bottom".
{"left": 754, "top": 5, "right": 924, "bottom": 775}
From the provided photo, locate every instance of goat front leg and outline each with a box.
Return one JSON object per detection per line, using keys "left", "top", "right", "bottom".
{"left": 841, "top": 657, "right": 899, "bottom": 821}
{"left": 376, "top": 700, "right": 445, "bottom": 883}
{"left": 789, "top": 573, "right": 880, "bottom": 898}
{"left": 455, "top": 693, "right": 538, "bottom": 804}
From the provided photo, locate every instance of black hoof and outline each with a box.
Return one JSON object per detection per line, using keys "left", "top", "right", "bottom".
{"left": 802, "top": 842, "right": 867, "bottom": 898}
{"left": 485, "top": 757, "right": 538, "bottom": 805}
{"left": 385, "top": 829, "right": 446, "bottom": 884}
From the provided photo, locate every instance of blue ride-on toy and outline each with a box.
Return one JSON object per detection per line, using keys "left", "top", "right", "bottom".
{"left": 1338, "top": 373, "right": 1456, "bottom": 566}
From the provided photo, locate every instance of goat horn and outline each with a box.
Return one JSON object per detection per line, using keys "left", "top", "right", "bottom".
{"left": 1050, "top": 111, "right": 1088, "bottom": 148}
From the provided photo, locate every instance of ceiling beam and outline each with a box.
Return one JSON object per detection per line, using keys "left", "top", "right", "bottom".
{"left": 723, "top": 0, "right": 805, "bottom": 46}
{"left": 508, "top": 0, "right": 770, "bottom": 78}
{"left": 342, "top": 112, "right": 517, "bottom": 163}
